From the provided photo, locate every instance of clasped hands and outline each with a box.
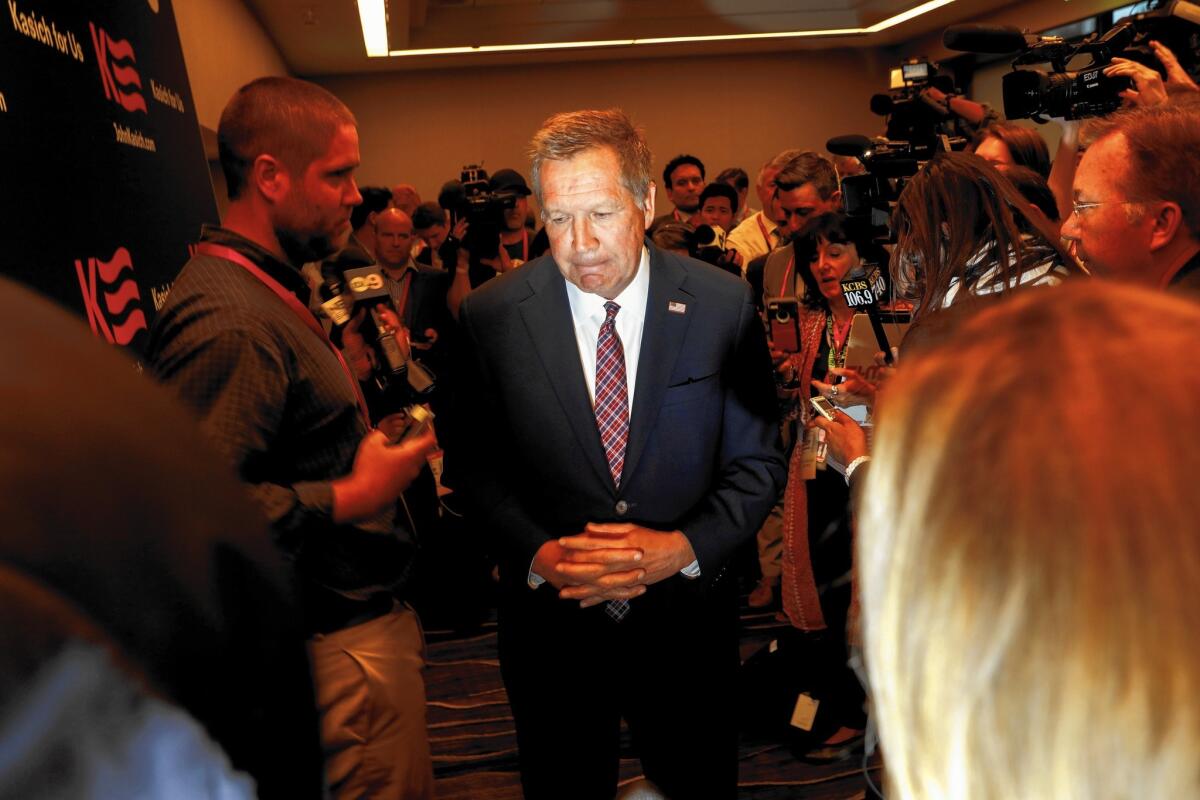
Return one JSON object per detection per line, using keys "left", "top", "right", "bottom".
{"left": 533, "top": 523, "right": 696, "bottom": 609}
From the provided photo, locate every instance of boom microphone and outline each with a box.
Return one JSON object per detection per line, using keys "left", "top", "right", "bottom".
{"left": 942, "top": 24, "right": 1029, "bottom": 53}
{"left": 826, "top": 134, "right": 874, "bottom": 157}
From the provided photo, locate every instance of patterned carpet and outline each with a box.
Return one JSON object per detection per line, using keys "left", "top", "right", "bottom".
{"left": 422, "top": 596, "right": 881, "bottom": 799}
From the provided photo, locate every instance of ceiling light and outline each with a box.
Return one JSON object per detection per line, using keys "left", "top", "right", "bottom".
{"left": 355, "top": 0, "right": 956, "bottom": 59}
{"left": 357, "top": 0, "right": 389, "bottom": 57}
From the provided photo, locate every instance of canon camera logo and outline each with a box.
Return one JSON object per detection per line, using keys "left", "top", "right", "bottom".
{"left": 88, "top": 22, "right": 146, "bottom": 113}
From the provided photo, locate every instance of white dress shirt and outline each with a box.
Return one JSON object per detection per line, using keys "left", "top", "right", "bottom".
{"left": 727, "top": 210, "right": 781, "bottom": 273}
{"left": 563, "top": 247, "right": 650, "bottom": 413}
{"left": 528, "top": 246, "right": 699, "bottom": 587}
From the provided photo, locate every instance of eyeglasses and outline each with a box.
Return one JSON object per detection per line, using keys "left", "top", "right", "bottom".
{"left": 1070, "top": 199, "right": 1144, "bottom": 217}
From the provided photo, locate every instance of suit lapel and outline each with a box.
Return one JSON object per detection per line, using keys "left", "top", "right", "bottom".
{"left": 623, "top": 246, "right": 694, "bottom": 487}
{"left": 517, "top": 262, "right": 615, "bottom": 491}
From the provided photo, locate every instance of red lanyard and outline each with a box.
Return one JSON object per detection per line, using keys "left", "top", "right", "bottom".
{"left": 779, "top": 254, "right": 796, "bottom": 298}
{"left": 195, "top": 243, "right": 372, "bottom": 425}
{"left": 758, "top": 216, "right": 775, "bottom": 252}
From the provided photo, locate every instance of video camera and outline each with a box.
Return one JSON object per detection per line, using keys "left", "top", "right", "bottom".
{"left": 944, "top": 0, "right": 1200, "bottom": 121}
{"left": 871, "top": 58, "right": 962, "bottom": 144}
{"left": 826, "top": 132, "right": 963, "bottom": 241}
{"left": 437, "top": 165, "right": 521, "bottom": 264}
{"left": 827, "top": 59, "right": 968, "bottom": 240}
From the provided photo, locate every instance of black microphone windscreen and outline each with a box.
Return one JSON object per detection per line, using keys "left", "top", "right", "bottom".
{"left": 943, "top": 24, "right": 1028, "bottom": 53}
{"left": 826, "top": 135, "right": 873, "bottom": 157}
{"left": 869, "top": 93, "right": 894, "bottom": 116}
{"left": 692, "top": 224, "right": 717, "bottom": 246}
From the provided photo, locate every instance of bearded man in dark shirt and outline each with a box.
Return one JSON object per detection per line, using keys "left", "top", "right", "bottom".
{"left": 147, "top": 77, "right": 437, "bottom": 800}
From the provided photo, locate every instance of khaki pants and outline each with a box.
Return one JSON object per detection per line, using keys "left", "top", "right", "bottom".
{"left": 308, "top": 605, "right": 434, "bottom": 800}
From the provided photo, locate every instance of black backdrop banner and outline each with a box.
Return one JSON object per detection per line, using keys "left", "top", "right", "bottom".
{"left": 1, "top": 0, "right": 218, "bottom": 356}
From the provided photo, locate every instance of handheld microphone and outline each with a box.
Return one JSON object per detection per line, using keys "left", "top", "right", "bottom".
{"left": 318, "top": 277, "right": 353, "bottom": 327}
{"left": 942, "top": 24, "right": 1029, "bottom": 54}
{"left": 839, "top": 265, "right": 895, "bottom": 365}
{"left": 341, "top": 265, "right": 407, "bottom": 375}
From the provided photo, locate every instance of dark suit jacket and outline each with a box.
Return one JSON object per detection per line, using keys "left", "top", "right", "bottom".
{"left": 454, "top": 243, "right": 785, "bottom": 592}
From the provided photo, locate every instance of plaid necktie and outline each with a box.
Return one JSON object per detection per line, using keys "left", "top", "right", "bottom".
{"left": 594, "top": 301, "right": 631, "bottom": 622}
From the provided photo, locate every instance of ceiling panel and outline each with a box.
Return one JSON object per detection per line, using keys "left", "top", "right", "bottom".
{"left": 244, "top": 0, "right": 1016, "bottom": 76}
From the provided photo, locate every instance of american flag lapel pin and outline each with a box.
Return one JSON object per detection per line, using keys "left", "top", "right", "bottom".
{"left": 668, "top": 301, "right": 687, "bottom": 315}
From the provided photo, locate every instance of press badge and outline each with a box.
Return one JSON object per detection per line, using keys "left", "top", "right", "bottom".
{"left": 790, "top": 692, "right": 820, "bottom": 731}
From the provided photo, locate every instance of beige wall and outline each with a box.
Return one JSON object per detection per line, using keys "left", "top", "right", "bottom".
{"left": 317, "top": 48, "right": 893, "bottom": 217}
{"left": 174, "top": 0, "right": 289, "bottom": 133}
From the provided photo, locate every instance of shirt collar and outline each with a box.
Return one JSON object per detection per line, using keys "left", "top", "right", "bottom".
{"left": 563, "top": 246, "right": 651, "bottom": 321}
{"left": 200, "top": 224, "right": 311, "bottom": 304}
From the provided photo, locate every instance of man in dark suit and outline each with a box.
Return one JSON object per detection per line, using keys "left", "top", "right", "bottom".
{"left": 453, "top": 109, "right": 785, "bottom": 800}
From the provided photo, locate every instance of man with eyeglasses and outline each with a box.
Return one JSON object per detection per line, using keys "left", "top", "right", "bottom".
{"left": 1062, "top": 101, "right": 1200, "bottom": 292}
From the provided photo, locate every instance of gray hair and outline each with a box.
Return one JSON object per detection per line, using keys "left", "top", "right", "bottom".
{"left": 529, "top": 109, "right": 653, "bottom": 206}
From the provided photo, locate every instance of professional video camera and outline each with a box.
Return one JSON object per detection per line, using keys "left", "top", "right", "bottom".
{"left": 826, "top": 131, "right": 963, "bottom": 241}
{"left": 437, "top": 165, "right": 521, "bottom": 264}
{"left": 871, "top": 58, "right": 964, "bottom": 144}
{"left": 827, "top": 59, "right": 969, "bottom": 240}
{"left": 944, "top": 0, "right": 1200, "bottom": 121}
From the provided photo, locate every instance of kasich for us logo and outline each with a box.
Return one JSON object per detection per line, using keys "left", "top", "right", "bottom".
{"left": 75, "top": 247, "right": 148, "bottom": 346}
{"left": 88, "top": 22, "right": 146, "bottom": 113}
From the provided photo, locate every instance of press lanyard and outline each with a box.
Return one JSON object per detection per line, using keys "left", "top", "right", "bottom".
{"left": 758, "top": 217, "right": 775, "bottom": 252}
{"left": 194, "top": 242, "right": 372, "bottom": 426}
{"left": 779, "top": 254, "right": 796, "bottom": 298}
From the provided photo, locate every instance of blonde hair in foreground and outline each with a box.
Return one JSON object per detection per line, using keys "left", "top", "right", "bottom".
{"left": 860, "top": 282, "right": 1200, "bottom": 800}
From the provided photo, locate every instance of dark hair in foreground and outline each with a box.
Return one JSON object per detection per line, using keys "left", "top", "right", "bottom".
{"left": 892, "top": 152, "right": 1080, "bottom": 319}
{"left": 218, "top": 76, "right": 356, "bottom": 201}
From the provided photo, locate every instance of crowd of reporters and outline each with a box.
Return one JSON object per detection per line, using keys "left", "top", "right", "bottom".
{"left": 7, "top": 20, "right": 1200, "bottom": 799}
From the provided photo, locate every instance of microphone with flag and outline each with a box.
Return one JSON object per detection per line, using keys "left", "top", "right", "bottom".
{"left": 839, "top": 265, "right": 895, "bottom": 365}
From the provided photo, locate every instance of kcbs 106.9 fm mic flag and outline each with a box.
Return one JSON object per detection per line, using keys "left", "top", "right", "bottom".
{"left": 840, "top": 265, "right": 896, "bottom": 365}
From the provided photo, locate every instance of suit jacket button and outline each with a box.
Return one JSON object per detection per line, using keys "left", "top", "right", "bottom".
{"left": 614, "top": 500, "right": 629, "bottom": 515}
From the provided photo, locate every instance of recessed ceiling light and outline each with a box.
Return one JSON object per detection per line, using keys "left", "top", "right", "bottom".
{"left": 356, "top": 0, "right": 956, "bottom": 59}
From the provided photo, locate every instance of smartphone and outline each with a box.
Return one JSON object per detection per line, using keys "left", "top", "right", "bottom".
{"left": 809, "top": 396, "right": 838, "bottom": 421}
{"left": 766, "top": 297, "right": 801, "bottom": 353}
